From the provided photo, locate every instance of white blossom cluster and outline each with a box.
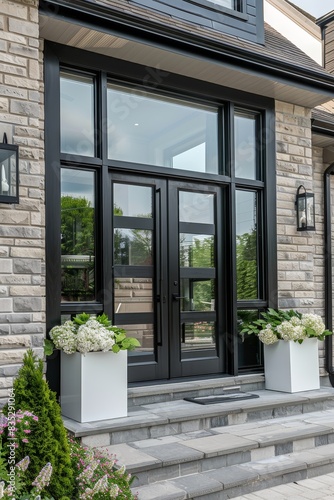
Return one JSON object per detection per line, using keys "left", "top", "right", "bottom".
{"left": 49, "top": 321, "right": 77, "bottom": 354}
{"left": 50, "top": 319, "right": 115, "bottom": 355}
{"left": 301, "top": 314, "right": 326, "bottom": 337}
{"left": 257, "top": 313, "right": 328, "bottom": 345}
{"left": 258, "top": 325, "right": 279, "bottom": 345}
{"left": 76, "top": 319, "right": 115, "bottom": 354}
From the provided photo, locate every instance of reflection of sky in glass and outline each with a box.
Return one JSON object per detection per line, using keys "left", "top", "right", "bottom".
{"left": 114, "top": 184, "right": 152, "bottom": 217}
{"left": 235, "top": 114, "right": 256, "bottom": 180}
{"left": 236, "top": 190, "right": 255, "bottom": 236}
{"left": 107, "top": 85, "right": 218, "bottom": 173}
{"left": 172, "top": 143, "right": 205, "bottom": 171}
{"left": 208, "top": 0, "right": 233, "bottom": 7}
{"left": 61, "top": 169, "right": 95, "bottom": 206}
{"left": 179, "top": 192, "right": 214, "bottom": 224}
{"left": 60, "top": 73, "right": 95, "bottom": 157}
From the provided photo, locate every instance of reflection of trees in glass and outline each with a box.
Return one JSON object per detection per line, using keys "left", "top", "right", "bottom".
{"left": 61, "top": 196, "right": 94, "bottom": 255}
{"left": 236, "top": 228, "right": 257, "bottom": 300}
{"left": 61, "top": 196, "right": 95, "bottom": 301}
{"left": 180, "top": 235, "right": 214, "bottom": 267}
{"left": 114, "top": 229, "right": 152, "bottom": 265}
{"left": 180, "top": 235, "right": 215, "bottom": 312}
{"left": 113, "top": 207, "right": 152, "bottom": 266}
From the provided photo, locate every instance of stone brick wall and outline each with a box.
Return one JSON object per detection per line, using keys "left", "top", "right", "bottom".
{"left": 276, "top": 101, "right": 328, "bottom": 376}
{"left": 0, "top": 0, "right": 44, "bottom": 405}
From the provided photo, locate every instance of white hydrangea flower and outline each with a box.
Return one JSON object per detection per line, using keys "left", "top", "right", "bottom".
{"left": 301, "top": 313, "right": 326, "bottom": 337}
{"left": 49, "top": 321, "right": 77, "bottom": 354}
{"left": 76, "top": 322, "right": 115, "bottom": 354}
{"left": 258, "top": 327, "right": 279, "bottom": 345}
{"left": 277, "top": 320, "right": 306, "bottom": 342}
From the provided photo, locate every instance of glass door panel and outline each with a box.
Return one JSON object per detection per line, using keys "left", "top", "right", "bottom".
{"left": 169, "top": 181, "right": 223, "bottom": 377}
{"left": 112, "top": 175, "right": 169, "bottom": 382}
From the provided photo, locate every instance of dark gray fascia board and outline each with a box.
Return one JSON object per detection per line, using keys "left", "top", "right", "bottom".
{"left": 312, "top": 119, "right": 334, "bottom": 137}
{"left": 40, "top": 0, "right": 334, "bottom": 95}
{"left": 316, "top": 10, "right": 334, "bottom": 27}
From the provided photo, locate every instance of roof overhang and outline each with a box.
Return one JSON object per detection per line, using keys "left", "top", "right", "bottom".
{"left": 39, "top": 0, "right": 334, "bottom": 108}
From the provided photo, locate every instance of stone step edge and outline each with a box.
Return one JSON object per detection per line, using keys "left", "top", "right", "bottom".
{"left": 121, "top": 425, "right": 334, "bottom": 477}
{"left": 131, "top": 443, "right": 334, "bottom": 500}
{"left": 66, "top": 388, "right": 334, "bottom": 438}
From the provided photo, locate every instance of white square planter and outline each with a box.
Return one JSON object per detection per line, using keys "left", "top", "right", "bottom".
{"left": 264, "top": 338, "right": 320, "bottom": 393}
{"left": 60, "top": 350, "right": 128, "bottom": 423}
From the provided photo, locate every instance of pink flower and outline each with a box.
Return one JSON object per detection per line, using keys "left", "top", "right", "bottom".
{"left": 22, "top": 438, "right": 29, "bottom": 443}
{"left": 23, "top": 429, "right": 31, "bottom": 434}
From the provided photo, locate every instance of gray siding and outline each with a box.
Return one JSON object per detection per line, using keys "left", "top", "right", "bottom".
{"left": 324, "top": 21, "right": 334, "bottom": 73}
{"left": 130, "top": 0, "right": 264, "bottom": 44}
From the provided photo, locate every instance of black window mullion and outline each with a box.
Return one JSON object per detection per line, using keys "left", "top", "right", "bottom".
{"left": 114, "top": 216, "right": 154, "bottom": 230}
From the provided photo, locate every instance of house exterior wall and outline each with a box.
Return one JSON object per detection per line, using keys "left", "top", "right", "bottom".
{"left": 276, "top": 101, "right": 327, "bottom": 376}
{"left": 0, "top": 0, "right": 45, "bottom": 406}
{"left": 0, "top": 1, "right": 332, "bottom": 402}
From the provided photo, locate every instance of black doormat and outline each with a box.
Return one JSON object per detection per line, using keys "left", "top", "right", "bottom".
{"left": 184, "top": 392, "right": 260, "bottom": 405}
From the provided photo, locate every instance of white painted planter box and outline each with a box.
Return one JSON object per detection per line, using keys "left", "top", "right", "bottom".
{"left": 264, "top": 338, "right": 320, "bottom": 393}
{"left": 60, "top": 350, "right": 128, "bottom": 423}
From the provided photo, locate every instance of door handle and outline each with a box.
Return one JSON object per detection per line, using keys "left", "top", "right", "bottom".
{"left": 172, "top": 294, "right": 185, "bottom": 301}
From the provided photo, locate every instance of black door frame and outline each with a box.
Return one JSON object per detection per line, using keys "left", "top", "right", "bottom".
{"left": 111, "top": 173, "right": 226, "bottom": 381}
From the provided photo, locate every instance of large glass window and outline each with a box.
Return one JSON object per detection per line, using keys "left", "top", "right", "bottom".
{"left": 60, "top": 169, "right": 96, "bottom": 302}
{"left": 60, "top": 73, "right": 95, "bottom": 157}
{"left": 107, "top": 85, "right": 218, "bottom": 173}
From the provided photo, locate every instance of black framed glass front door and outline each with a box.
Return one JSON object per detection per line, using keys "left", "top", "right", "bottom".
{"left": 111, "top": 173, "right": 224, "bottom": 382}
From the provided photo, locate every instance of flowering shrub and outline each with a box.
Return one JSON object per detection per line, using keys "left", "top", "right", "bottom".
{"left": 0, "top": 410, "right": 53, "bottom": 499}
{"left": 69, "top": 436, "right": 137, "bottom": 499}
{"left": 45, "top": 313, "right": 140, "bottom": 355}
{"left": 0, "top": 410, "right": 38, "bottom": 446}
{"left": 241, "top": 308, "right": 333, "bottom": 345}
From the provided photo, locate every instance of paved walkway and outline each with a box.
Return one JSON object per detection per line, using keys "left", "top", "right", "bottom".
{"left": 234, "top": 472, "right": 334, "bottom": 499}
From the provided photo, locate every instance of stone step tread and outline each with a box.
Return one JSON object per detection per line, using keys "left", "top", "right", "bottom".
{"left": 104, "top": 408, "right": 334, "bottom": 474}
{"left": 65, "top": 387, "right": 334, "bottom": 438}
{"left": 132, "top": 443, "right": 334, "bottom": 500}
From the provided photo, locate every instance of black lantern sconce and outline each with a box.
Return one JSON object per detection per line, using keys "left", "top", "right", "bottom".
{"left": 295, "top": 185, "right": 315, "bottom": 231}
{"left": 0, "top": 133, "right": 19, "bottom": 204}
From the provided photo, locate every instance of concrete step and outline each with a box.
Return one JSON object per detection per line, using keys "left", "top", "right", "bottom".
{"left": 128, "top": 374, "right": 265, "bottom": 407}
{"left": 101, "top": 408, "right": 334, "bottom": 488}
{"left": 131, "top": 443, "right": 334, "bottom": 499}
{"left": 64, "top": 387, "right": 334, "bottom": 447}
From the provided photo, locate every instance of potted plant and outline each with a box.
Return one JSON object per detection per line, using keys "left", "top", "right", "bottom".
{"left": 241, "top": 308, "right": 333, "bottom": 393}
{"left": 45, "top": 313, "right": 140, "bottom": 423}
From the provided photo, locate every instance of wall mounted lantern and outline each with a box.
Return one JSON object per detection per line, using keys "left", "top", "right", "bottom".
{"left": 0, "top": 133, "right": 19, "bottom": 204}
{"left": 296, "top": 185, "right": 315, "bottom": 231}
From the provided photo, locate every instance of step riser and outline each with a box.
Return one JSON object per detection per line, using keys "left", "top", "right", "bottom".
{"left": 131, "top": 431, "right": 334, "bottom": 487}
